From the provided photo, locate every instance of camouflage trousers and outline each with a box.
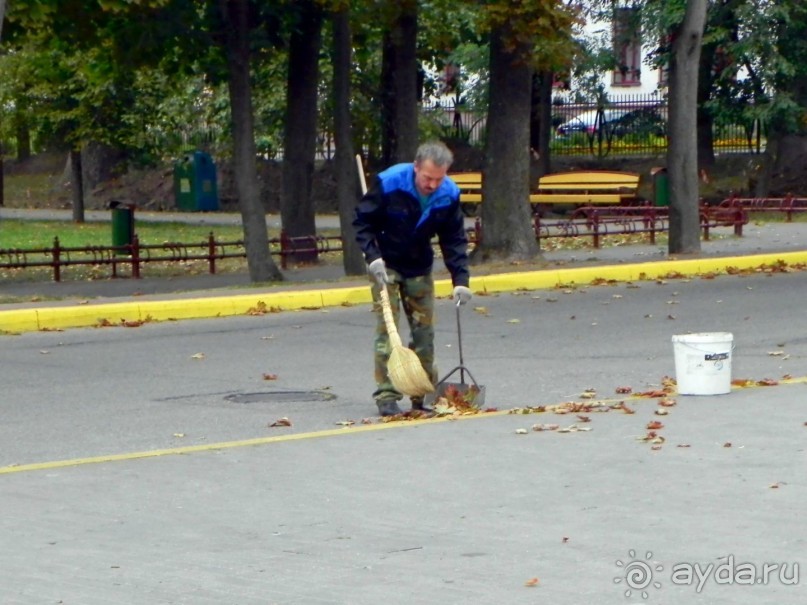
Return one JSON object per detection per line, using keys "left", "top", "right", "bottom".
{"left": 370, "top": 271, "right": 438, "bottom": 403}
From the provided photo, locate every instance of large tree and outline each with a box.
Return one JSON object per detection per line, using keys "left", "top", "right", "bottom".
{"left": 280, "top": 0, "right": 324, "bottom": 264}
{"left": 667, "top": 0, "right": 708, "bottom": 254}
{"left": 330, "top": 4, "right": 365, "bottom": 276}
{"left": 218, "top": 0, "right": 282, "bottom": 281}
{"left": 380, "top": 0, "right": 419, "bottom": 165}
{"left": 473, "top": 0, "right": 575, "bottom": 262}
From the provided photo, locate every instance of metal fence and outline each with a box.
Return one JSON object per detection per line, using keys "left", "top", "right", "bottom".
{"left": 421, "top": 93, "right": 765, "bottom": 159}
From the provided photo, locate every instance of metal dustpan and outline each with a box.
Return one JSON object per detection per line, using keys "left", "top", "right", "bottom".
{"left": 425, "top": 300, "right": 486, "bottom": 408}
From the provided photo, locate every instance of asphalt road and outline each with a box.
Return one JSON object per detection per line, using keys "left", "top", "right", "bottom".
{"left": 1, "top": 270, "right": 805, "bottom": 603}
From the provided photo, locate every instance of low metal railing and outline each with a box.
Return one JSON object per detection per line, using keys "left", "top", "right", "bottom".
{"left": 470, "top": 204, "right": 748, "bottom": 250}
{"left": 0, "top": 231, "right": 344, "bottom": 282}
{"left": 1, "top": 206, "right": 750, "bottom": 282}
{"left": 718, "top": 193, "right": 807, "bottom": 222}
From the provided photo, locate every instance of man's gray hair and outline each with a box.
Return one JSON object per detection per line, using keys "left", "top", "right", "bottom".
{"left": 414, "top": 141, "right": 453, "bottom": 168}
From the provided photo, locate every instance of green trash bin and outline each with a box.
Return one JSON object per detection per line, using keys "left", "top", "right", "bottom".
{"left": 651, "top": 167, "right": 669, "bottom": 206}
{"left": 174, "top": 151, "right": 219, "bottom": 211}
{"left": 110, "top": 200, "right": 135, "bottom": 254}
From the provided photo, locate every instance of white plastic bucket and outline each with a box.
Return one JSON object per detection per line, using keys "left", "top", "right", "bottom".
{"left": 671, "top": 332, "right": 734, "bottom": 395}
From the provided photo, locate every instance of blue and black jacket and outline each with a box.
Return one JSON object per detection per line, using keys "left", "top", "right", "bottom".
{"left": 353, "top": 162, "right": 469, "bottom": 287}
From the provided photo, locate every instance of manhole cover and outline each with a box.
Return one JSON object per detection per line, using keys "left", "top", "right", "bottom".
{"left": 225, "top": 390, "right": 336, "bottom": 404}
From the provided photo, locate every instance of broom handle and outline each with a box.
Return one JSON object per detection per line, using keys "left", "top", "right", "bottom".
{"left": 379, "top": 284, "right": 404, "bottom": 349}
{"left": 358, "top": 157, "right": 403, "bottom": 350}
{"left": 356, "top": 154, "right": 368, "bottom": 195}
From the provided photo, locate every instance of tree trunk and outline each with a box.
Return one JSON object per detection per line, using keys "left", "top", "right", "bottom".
{"left": 280, "top": 0, "right": 324, "bottom": 264}
{"left": 696, "top": 41, "right": 716, "bottom": 167}
{"left": 15, "top": 117, "right": 31, "bottom": 162}
{"left": 70, "top": 148, "right": 85, "bottom": 223}
{"left": 474, "top": 25, "right": 540, "bottom": 262}
{"left": 667, "top": 0, "right": 708, "bottom": 255}
{"left": 220, "top": 0, "right": 282, "bottom": 282}
{"left": 380, "top": 1, "right": 418, "bottom": 165}
{"left": 331, "top": 7, "right": 365, "bottom": 276}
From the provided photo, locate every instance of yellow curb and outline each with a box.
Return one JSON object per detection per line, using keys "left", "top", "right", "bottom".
{"left": 3, "top": 250, "right": 807, "bottom": 333}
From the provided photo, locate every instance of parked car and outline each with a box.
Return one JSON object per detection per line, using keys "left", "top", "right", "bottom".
{"left": 610, "top": 107, "right": 666, "bottom": 138}
{"left": 555, "top": 109, "right": 629, "bottom": 136}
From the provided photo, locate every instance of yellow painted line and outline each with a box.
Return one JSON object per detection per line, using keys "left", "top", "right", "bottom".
{"left": 0, "top": 411, "right": 501, "bottom": 476}
{"left": 2, "top": 376, "right": 804, "bottom": 476}
{"left": 3, "top": 249, "right": 807, "bottom": 333}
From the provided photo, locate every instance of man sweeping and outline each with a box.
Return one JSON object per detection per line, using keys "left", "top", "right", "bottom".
{"left": 353, "top": 140, "right": 472, "bottom": 417}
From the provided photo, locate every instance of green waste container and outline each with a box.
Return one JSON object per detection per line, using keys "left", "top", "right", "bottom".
{"left": 651, "top": 167, "right": 669, "bottom": 206}
{"left": 110, "top": 200, "right": 135, "bottom": 254}
{"left": 174, "top": 151, "right": 219, "bottom": 211}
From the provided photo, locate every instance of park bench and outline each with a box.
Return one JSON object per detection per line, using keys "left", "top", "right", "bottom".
{"left": 449, "top": 170, "right": 641, "bottom": 217}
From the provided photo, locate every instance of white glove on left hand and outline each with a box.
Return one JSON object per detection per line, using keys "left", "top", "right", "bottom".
{"left": 368, "top": 258, "right": 390, "bottom": 284}
{"left": 453, "top": 285, "right": 472, "bottom": 305}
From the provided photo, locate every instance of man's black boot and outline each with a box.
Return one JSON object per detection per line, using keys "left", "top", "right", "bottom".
{"left": 377, "top": 400, "right": 404, "bottom": 417}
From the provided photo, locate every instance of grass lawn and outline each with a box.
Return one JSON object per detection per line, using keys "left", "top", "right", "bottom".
{"left": 0, "top": 220, "right": 246, "bottom": 249}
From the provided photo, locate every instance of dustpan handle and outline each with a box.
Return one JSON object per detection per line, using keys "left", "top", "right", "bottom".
{"left": 455, "top": 299, "right": 465, "bottom": 384}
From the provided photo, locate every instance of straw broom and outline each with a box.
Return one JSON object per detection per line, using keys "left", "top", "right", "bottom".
{"left": 356, "top": 154, "right": 435, "bottom": 398}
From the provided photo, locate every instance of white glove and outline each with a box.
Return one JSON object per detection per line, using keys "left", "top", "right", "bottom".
{"left": 453, "top": 285, "right": 472, "bottom": 305}
{"left": 368, "top": 258, "right": 390, "bottom": 284}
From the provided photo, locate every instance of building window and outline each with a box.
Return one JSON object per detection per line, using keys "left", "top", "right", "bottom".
{"left": 612, "top": 7, "right": 641, "bottom": 87}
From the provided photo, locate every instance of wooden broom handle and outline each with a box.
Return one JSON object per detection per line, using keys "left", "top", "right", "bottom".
{"left": 356, "top": 154, "right": 368, "bottom": 195}
{"left": 358, "top": 156, "right": 402, "bottom": 348}
{"left": 378, "top": 284, "right": 403, "bottom": 349}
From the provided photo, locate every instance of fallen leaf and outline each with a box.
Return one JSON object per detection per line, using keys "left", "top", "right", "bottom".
{"left": 335, "top": 420, "right": 355, "bottom": 427}
{"left": 507, "top": 319, "right": 521, "bottom": 324}
{"left": 615, "top": 386, "right": 632, "bottom": 394}
{"left": 658, "top": 398, "right": 677, "bottom": 407}
{"left": 262, "top": 373, "right": 279, "bottom": 380}
{"left": 269, "top": 417, "right": 292, "bottom": 428}
{"left": 613, "top": 402, "right": 636, "bottom": 414}
{"left": 39, "top": 350, "right": 50, "bottom": 355}
{"left": 173, "top": 433, "right": 185, "bottom": 438}
{"left": 676, "top": 444, "right": 691, "bottom": 448}
{"left": 190, "top": 352, "right": 205, "bottom": 360}
{"left": 562, "top": 537, "right": 569, "bottom": 543}
{"left": 646, "top": 420, "right": 664, "bottom": 430}
{"left": 473, "top": 306, "right": 490, "bottom": 315}
{"left": 723, "top": 442, "right": 732, "bottom": 448}
{"left": 651, "top": 445, "right": 663, "bottom": 451}
{"left": 515, "top": 428, "right": 528, "bottom": 434}
{"left": 654, "top": 408, "right": 669, "bottom": 416}
{"left": 524, "top": 577, "right": 540, "bottom": 587}
{"left": 532, "top": 423, "right": 560, "bottom": 431}
{"left": 768, "top": 351, "right": 786, "bottom": 357}
{"left": 576, "top": 415, "right": 591, "bottom": 423}
{"left": 361, "top": 418, "right": 374, "bottom": 424}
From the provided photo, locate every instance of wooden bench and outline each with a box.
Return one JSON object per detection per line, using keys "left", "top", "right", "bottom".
{"left": 532, "top": 171, "right": 640, "bottom": 207}
{"left": 449, "top": 170, "right": 641, "bottom": 217}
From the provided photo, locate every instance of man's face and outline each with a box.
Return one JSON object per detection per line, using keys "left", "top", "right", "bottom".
{"left": 413, "top": 159, "right": 448, "bottom": 197}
